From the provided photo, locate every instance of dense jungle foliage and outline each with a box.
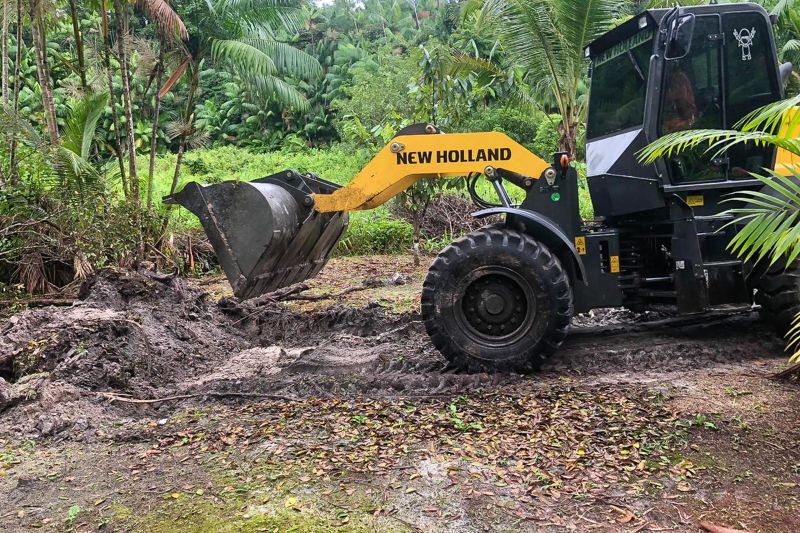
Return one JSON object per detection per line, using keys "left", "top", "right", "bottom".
{"left": 0, "top": 0, "right": 798, "bottom": 294}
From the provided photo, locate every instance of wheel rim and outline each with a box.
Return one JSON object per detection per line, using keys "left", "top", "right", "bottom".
{"left": 455, "top": 267, "right": 536, "bottom": 348}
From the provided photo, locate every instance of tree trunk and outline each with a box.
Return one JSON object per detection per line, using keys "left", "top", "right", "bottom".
{"left": 9, "top": 0, "right": 22, "bottom": 183}
{"left": 114, "top": 0, "right": 139, "bottom": 208}
{"left": 115, "top": 0, "right": 144, "bottom": 264}
{"left": 68, "top": 0, "right": 87, "bottom": 90}
{"left": 170, "top": 67, "right": 198, "bottom": 196}
{"left": 159, "top": 67, "right": 197, "bottom": 245}
{"left": 3, "top": 0, "right": 9, "bottom": 110}
{"left": 100, "top": 0, "right": 128, "bottom": 197}
{"left": 557, "top": 119, "right": 578, "bottom": 160}
{"left": 0, "top": 0, "right": 8, "bottom": 185}
{"left": 29, "top": 0, "right": 59, "bottom": 145}
{"left": 147, "top": 44, "right": 164, "bottom": 210}
{"left": 170, "top": 139, "right": 186, "bottom": 197}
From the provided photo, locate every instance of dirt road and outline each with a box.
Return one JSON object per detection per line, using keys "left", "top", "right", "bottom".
{"left": 1, "top": 255, "right": 798, "bottom": 532}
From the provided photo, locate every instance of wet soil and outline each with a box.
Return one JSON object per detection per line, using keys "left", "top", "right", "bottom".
{"left": 0, "top": 255, "right": 798, "bottom": 532}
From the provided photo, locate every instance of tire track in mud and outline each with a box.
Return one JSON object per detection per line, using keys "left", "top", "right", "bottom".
{"left": 216, "top": 307, "right": 785, "bottom": 399}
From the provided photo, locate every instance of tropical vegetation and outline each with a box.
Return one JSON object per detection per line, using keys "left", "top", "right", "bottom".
{"left": 0, "top": 0, "right": 798, "bottom": 297}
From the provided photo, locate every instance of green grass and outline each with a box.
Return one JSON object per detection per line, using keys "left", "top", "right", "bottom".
{"left": 149, "top": 145, "right": 373, "bottom": 202}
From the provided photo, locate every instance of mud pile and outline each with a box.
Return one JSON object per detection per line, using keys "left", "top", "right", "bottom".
{"left": 0, "top": 270, "right": 496, "bottom": 439}
{"left": 1, "top": 271, "right": 248, "bottom": 393}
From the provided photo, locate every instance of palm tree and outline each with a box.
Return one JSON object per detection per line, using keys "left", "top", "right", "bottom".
{"left": 2, "top": 0, "right": 10, "bottom": 111}
{"left": 8, "top": 0, "right": 22, "bottom": 182}
{"left": 462, "top": 0, "right": 624, "bottom": 157}
{"left": 28, "top": 0, "right": 59, "bottom": 144}
{"left": 765, "top": 0, "right": 800, "bottom": 88}
{"left": 639, "top": 94, "right": 800, "bottom": 365}
{"left": 99, "top": 0, "right": 129, "bottom": 197}
{"left": 0, "top": 91, "right": 110, "bottom": 189}
{"left": 113, "top": 0, "right": 140, "bottom": 210}
{"left": 157, "top": 0, "right": 322, "bottom": 195}
{"left": 67, "top": 0, "right": 87, "bottom": 90}
{"left": 128, "top": 0, "right": 188, "bottom": 209}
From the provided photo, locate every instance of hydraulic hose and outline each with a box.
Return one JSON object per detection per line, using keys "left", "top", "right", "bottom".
{"left": 468, "top": 172, "right": 504, "bottom": 210}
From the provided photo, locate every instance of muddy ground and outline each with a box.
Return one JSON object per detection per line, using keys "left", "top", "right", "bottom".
{"left": 0, "top": 255, "right": 798, "bottom": 532}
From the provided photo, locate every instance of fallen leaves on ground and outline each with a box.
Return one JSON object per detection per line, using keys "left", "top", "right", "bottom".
{"left": 133, "top": 385, "right": 691, "bottom": 503}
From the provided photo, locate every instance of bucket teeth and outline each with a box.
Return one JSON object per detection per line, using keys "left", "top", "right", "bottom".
{"left": 165, "top": 170, "right": 348, "bottom": 299}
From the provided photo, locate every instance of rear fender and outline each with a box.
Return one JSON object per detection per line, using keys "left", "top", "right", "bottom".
{"left": 473, "top": 207, "right": 587, "bottom": 285}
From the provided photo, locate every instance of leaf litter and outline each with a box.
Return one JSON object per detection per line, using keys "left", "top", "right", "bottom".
{"left": 0, "top": 260, "right": 798, "bottom": 531}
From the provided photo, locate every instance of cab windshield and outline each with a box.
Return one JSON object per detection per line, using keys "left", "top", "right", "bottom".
{"left": 587, "top": 30, "right": 655, "bottom": 139}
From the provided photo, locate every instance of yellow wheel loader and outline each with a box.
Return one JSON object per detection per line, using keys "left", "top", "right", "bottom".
{"left": 166, "top": 3, "right": 800, "bottom": 372}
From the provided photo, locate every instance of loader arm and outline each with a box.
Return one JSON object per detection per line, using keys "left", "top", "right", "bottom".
{"left": 166, "top": 129, "right": 555, "bottom": 299}
{"left": 313, "top": 131, "right": 552, "bottom": 212}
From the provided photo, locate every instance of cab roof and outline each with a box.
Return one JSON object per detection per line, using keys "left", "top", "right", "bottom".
{"left": 585, "top": 2, "right": 771, "bottom": 60}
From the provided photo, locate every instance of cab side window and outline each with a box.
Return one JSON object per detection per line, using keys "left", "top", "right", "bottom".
{"left": 723, "top": 12, "right": 779, "bottom": 176}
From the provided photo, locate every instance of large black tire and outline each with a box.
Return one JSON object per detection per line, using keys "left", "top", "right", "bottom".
{"left": 421, "top": 227, "right": 573, "bottom": 373}
{"left": 754, "top": 262, "right": 800, "bottom": 335}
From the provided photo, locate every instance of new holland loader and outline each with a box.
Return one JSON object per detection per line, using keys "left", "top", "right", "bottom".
{"left": 166, "top": 3, "right": 800, "bottom": 372}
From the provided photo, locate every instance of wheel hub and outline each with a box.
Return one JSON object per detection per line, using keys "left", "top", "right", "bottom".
{"left": 461, "top": 272, "right": 531, "bottom": 340}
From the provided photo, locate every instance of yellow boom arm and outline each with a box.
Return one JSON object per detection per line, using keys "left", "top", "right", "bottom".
{"left": 776, "top": 108, "right": 800, "bottom": 177}
{"left": 312, "top": 131, "right": 552, "bottom": 213}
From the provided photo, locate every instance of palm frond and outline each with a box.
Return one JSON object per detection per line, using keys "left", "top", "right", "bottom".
{"left": 158, "top": 56, "right": 191, "bottom": 98}
{"left": 239, "top": 38, "right": 322, "bottom": 79}
{"left": 783, "top": 39, "right": 800, "bottom": 54}
{"left": 734, "top": 93, "right": 800, "bottom": 134}
{"left": 61, "top": 92, "right": 109, "bottom": 159}
{"left": 459, "top": 0, "right": 486, "bottom": 21}
{"left": 483, "top": 0, "right": 567, "bottom": 106}
{"left": 52, "top": 146, "right": 103, "bottom": 190}
{"left": 446, "top": 53, "right": 505, "bottom": 78}
{"left": 639, "top": 128, "right": 800, "bottom": 164}
{"left": 211, "top": 0, "right": 303, "bottom": 34}
{"left": 724, "top": 170, "right": 800, "bottom": 269}
{"left": 0, "top": 108, "right": 102, "bottom": 190}
{"left": 239, "top": 70, "right": 309, "bottom": 111}
{"left": 133, "top": 0, "right": 189, "bottom": 41}
{"left": 770, "top": 0, "right": 798, "bottom": 17}
{"left": 165, "top": 118, "right": 192, "bottom": 140}
{"left": 552, "top": 0, "right": 625, "bottom": 60}
{"left": 211, "top": 39, "right": 278, "bottom": 77}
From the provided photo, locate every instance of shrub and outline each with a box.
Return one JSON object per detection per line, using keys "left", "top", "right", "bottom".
{"left": 455, "top": 106, "right": 546, "bottom": 150}
{"left": 331, "top": 53, "right": 421, "bottom": 147}
{"left": 533, "top": 115, "right": 561, "bottom": 159}
{"left": 335, "top": 210, "right": 414, "bottom": 256}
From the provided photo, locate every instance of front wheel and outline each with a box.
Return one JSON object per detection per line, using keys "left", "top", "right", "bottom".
{"left": 421, "top": 227, "right": 573, "bottom": 373}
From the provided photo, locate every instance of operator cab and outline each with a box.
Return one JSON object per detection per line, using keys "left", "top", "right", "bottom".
{"left": 584, "top": 2, "right": 787, "bottom": 218}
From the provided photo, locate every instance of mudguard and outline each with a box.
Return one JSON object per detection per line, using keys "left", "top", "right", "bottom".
{"left": 473, "top": 207, "right": 587, "bottom": 284}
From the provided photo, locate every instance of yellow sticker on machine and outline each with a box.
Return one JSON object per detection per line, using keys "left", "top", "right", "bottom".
{"left": 687, "top": 195, "right": 704, "bottom": 207}
{"left": 575, "top": 236, "right": 587, "bottom": 255}
{"left": 610, "top": 256, "right": 620, "bottom": 273}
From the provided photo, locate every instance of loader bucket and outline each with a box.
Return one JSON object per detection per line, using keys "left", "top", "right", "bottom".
{"left": 164, "top": 170, "right": 348, "bottom": 299}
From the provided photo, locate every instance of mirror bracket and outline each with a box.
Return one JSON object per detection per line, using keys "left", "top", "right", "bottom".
{"left": 665, "top": 13, "right": 696, "bottom": 61}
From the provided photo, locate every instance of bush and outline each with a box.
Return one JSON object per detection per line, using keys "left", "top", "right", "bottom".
{"left": 533, "top": 115, "right": 561, "bottom": 160}
{"left": 335, "top": 210, "right": 414, "bottom": 256}
{"left": 575, "top": 162, "right": 594, "bottom": 221}
{"left": 455, "top": 106, "right": 546, "bottom": 150}
{"left": 332, "top": 52, "right": 421, "bottom": 147}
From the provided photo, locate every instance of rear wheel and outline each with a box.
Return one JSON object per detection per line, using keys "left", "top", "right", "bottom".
{"left": 421, "top": 227, "right": 573, "bottom": 373}
{"left": 754, "top": 262, "right": 800, "bottom": 335}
